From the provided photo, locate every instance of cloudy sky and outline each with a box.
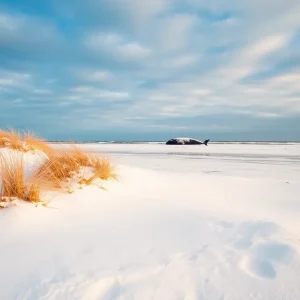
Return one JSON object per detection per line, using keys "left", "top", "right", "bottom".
{"left": 0, "top": 0, "right": 300, "bottom": 141}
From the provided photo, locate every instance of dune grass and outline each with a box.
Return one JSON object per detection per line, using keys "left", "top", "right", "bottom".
{"left": 26, "top": 184, "right": 41, "bottom": 203}
{"left": 0, "top": 152, "right": 44, "bottom": 207}
{"left": 0, "top": 130, "right": 11, "bottom": 147}
{"left": 71, "top": 145, "right": 117, "bottom": 180}
{"left": 92, "top": 157, "right": 117, "bottom": 180}
{"left": 7, "top": 130, "right": 24, "bottom": 151}
{"left": 0, "top": 130, "right": 117, "bottom": 208}
{"left": 0, "top": 129, "right": 54, "bottom": 154}
{"left": 36, "top": 146, "right": 117, "bottom": 190}
{"left": 0, "top": 152, "right": 26, "bottom": 200}
{"left": 36, "top": 150, "right": 80, "bottom": 189}
{"left": 23, "top": 132, "right": 54, "bottom": 155}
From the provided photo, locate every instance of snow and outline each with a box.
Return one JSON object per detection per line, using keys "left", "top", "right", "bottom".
{"left": 174, "top": 137, "right": 200, "bottom": 142}
{"left": 168, "top": 137, "right": 203, "bottom": 144}
{"left": 1, "top": 143, "right": 300, "bottom": 299}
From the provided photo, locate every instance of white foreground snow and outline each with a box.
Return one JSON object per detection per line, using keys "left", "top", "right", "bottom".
{"left": 0, "top": 143, "right": 300, "bottom": 300}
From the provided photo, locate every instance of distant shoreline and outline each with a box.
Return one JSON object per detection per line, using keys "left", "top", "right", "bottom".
{"left": 48, "top": 141, "right": 300, "bottom": 144}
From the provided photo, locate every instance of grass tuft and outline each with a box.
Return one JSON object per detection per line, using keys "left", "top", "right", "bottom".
{"left": 36, "top": 146, "right": 117, "bottom": 191}
{"left": 0, "top": 130, "right": 118, "bottom": 207}
{"left": 70, "top": 145, "right": 93, "bottom": 166}
{"left": 23, "top": 131, "right": 54, "bottom": 155}
{"left": 0, "top": 152, "right": 53, "bottom": 206}
{"left": 36, "top": 150, "right": 80, "bottom": 189}
{"left": 93, "top": 157, "right": 117, "bottom": 180}
{"left": 0, "top": 130, "right": 10, "bottom": 147}
{"left": 26, "top": 184, "right": 41, "bottom": 203}
{"left": 7, "top": 129, "right": 23, "bottom": 151}
{"left": 0, "top": 129, "right": 54, "bottom": 154}
{"left": 0, "top": 152, "right": 26, "bottom": 201}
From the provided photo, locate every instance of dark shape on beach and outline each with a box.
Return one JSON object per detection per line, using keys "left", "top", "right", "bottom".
{"left": 166, "top": 138, "right": 210, "bottom": 145}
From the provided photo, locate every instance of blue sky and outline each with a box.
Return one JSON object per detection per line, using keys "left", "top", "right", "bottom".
{"left": 0, "top": 0, "right": 300, "bottom": 141}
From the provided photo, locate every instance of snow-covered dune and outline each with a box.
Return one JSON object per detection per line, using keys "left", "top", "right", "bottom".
{"left": 0, "top": 143, "right": 300, "bottom": 299}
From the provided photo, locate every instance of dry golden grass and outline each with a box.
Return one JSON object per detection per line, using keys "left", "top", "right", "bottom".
{"left": 69, "top": 146, "right": 117, "bottom": 180}
{"left": 80, "top": 158, "right": 117, "bottom": 186}
{"left": 36, "top": 150, "right": 80, "bottom": 189}
{"left": 7, "top": 130, "right": 23, "bottom": 151}
{"left": 0, "top": 151, "right": 53, "bottom": 206}
{"left": 0, "top": 130, "right": 10, "bottom": 147}
{"left": 0, "top": 152, "right": 52, "bottom": 206}
{"left": 0, "top": 129, "right": 9, "bottom": 138}
{"left": 26, "top": 184, "right": 41, "bottom": 203}
{"left": 70, "top": 145, "right": 92, "bottom": 166}
{"left": 93, "top": 157, "right": 117, "bottom": 180}
{"left": 0, "top": 152, "right": 26, "bottom": 201}
{"left": 0, "top": 135, "right": 118, "bottom": 208}
{"left": 36, "top": 146, "right": 117, "bottom": 190}
{"left": 23, "top": 132, "right": 54, "bottom": 155}
{"left": 0, "top": 129, "right": 54, "bottom": 154}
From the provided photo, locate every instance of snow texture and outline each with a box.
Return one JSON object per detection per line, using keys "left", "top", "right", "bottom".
{"left": 0, "top": 143, "right": 300, "bottom": 300}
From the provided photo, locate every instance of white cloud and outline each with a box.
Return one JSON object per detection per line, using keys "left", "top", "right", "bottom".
{"left": 86, "top": 32, "right": 151, "bottom": 60}
{"left": 112, "top": 0, "right": 170, "bottom": 24}
{"left": 117, "top": 42, "right": 151, "bottom": 60}
{"left": 163, "top": 55, "right": 199, "bottom": 68}
{"left": 0, "top": 11, "right": 62, "bottom": 48}
{"left": 125, "top": 62, "right": 300, "bottom": 120}
{"left": 207, "top": 32, "right": 291, "bottom": 86}
{"left": 125, "top": 116, "right": 148, "bottom": 120}
{"left": 146, "top": 124, "right": 188, "bottom": 130}
{"left": 70, "top": 86, "right": 92, "bottom": 93}
{"left": 0, "top": 71, "right": 31, "bottom": 88}
{"left": 86, "top": 32, "right": 121, "bottom": 48}
{"left": 0, "top": 13, "right": 19, "bottom": 32}
{"left": 88, "top": 71, "right": 111, "bottom": 81}
{"left": 269, "top": 73, "right": 300, "bottom": 92}
{"left": 69, "top": 86, "right": 129, "bottom": 100}
{"left": 189, "top": 89, "right": 211, "bottom": 96}
{"left": 236, "top": 110, "right": 282, "bottom": 118}
{"left": 148, "top": 94, "right": 178, "bottom": 102}
{"left": 244, "top": 35, "right": 289, "bottom": 61}
{"left": 32, "top": 89, "right": 53, "bottom": 95}
{"left": 78, "top": 70, "right": 112, "bottom": 82}
{"left": 0, "top": 78, "right": 19, "bottom": 86}
{"left": 255, "top": 112, "right": 281, "bottom": 118}
{"left": 154, "top": 14, "right": 197, "bottom": 51}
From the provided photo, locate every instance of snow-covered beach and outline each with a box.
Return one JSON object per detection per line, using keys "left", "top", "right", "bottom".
{"left": 1, "top": 143, "right": 300, "bottom": 299}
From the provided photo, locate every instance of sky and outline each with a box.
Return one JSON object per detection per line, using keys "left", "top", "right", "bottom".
{"left": 0, "top": 0, "right": 300, "bottom": 141}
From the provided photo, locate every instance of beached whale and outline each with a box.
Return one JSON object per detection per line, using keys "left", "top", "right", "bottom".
{"left": 166, "top": 138, "right": 210, "bottom": 145}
